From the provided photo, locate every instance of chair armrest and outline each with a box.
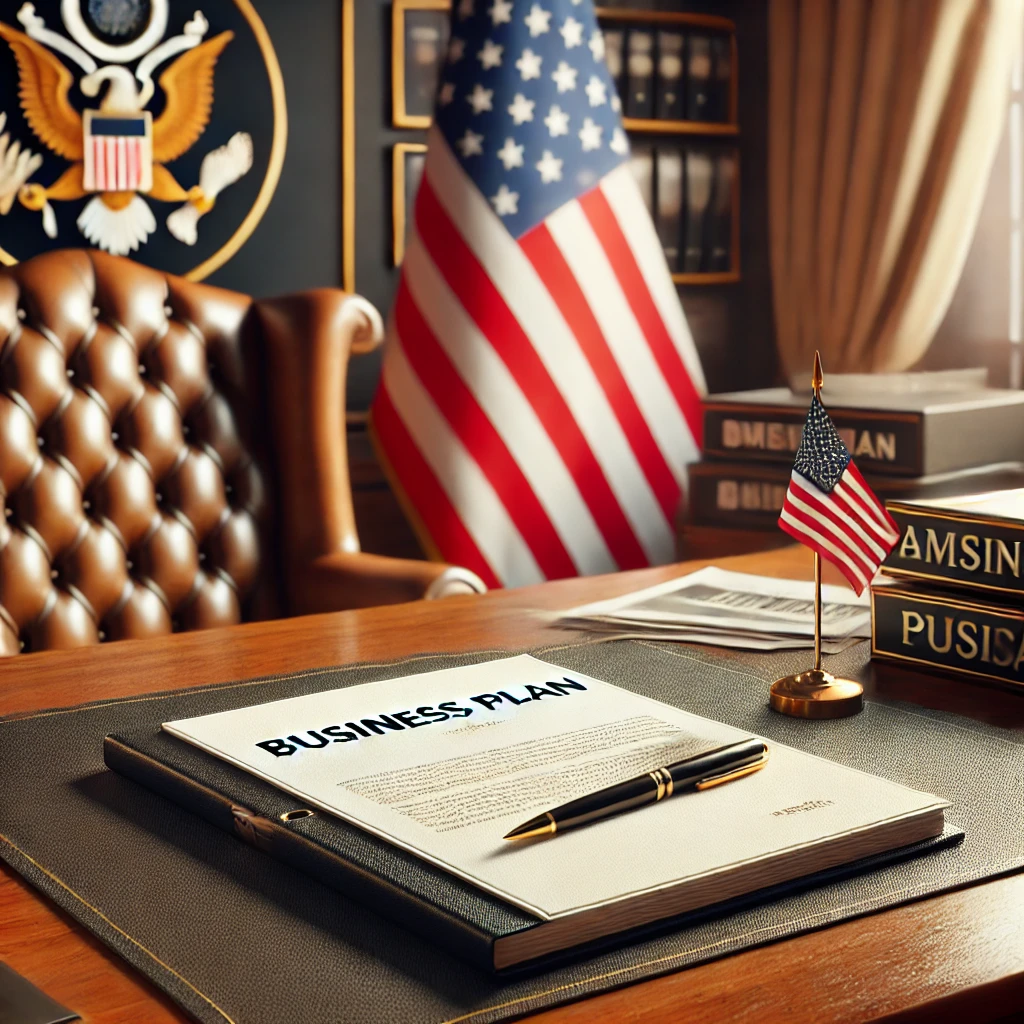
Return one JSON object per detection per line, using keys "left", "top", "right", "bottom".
{"left": 292, "top": 552, "right": 487, "bottom": 615}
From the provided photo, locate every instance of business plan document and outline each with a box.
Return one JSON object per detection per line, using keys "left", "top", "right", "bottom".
{"left": 164, "top": 655, "right": 946, "bottom": 923}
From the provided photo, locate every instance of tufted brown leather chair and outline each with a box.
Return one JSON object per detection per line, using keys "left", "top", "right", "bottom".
{"left": 0, "top": 249, "right": 485, "bottom": 656}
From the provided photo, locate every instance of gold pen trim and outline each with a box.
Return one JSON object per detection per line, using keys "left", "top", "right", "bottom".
{"left": 694, "top": 746, "right": 770, "bottom": 791}
{"left": 649, "top": 770, "right": 666, "bottom": 802}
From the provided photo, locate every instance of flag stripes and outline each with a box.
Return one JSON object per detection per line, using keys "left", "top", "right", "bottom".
{"left": 374, "top": 129, "right": 705, "bottom": 586}
{"left": 371, "top": 387, "right": 499, "bottom": 590}
{"left": 579, "top": 185, "right": 704, "bottom": 445}
{"left": 600, "top": 165, "right": 707, "bottom": 396}
{"left": 422, "top": 136, "right": 675, "bottom": 562}
{"left": 779, "top": 469, "right": 900, "bottom": 594}
{"left": 519, "top": 221, "right": 680, "bottom": 520}
{"left": 90, "top": 136, "right": 145, "bottom": 191}
{"left": 416, "top": 166, "right": 651, "bottom": 571}
{"left": 401, "top": 227, "right": 615, "bottom": 575}
{"left": 393, "top": 277, "right": 577, "bottom": 581}
{"left": 378, "top": 344, "right": 539, "bottom": 587}
{"left": 544, "top": 198, "right": 694, "bottom": 484}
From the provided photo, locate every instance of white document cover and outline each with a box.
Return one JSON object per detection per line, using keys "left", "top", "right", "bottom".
{"left": 163, "top": 655, "right": 946, "bottom": 921}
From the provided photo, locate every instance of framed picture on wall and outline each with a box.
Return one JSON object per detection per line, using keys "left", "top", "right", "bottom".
{"left": 392, "top": 142, "right": 428, "bottom": 265}
{"left": 392, "top": 0, "right": 450, "bottom": 128}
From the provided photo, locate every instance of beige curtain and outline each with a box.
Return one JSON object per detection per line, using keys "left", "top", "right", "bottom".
{"left": 769, "top": 0, "right": 1023, "bottom": 378}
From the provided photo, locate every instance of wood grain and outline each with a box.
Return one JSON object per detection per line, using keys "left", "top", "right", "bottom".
{"left": 2, "top": 546, "right": 1022, "bottom": 1024}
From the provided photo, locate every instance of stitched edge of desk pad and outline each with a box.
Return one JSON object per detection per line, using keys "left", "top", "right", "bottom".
{"left": 0, "top": 639, "right": 1021, "bottom": 1024}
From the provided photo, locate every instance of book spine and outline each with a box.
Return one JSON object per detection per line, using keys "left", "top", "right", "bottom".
{"left": 708, "top": 152, "right": 735, "bottom": 272}
{"left": 882, "top": 508, "right": 1024, "bottom": 598}
{"left": 871, "top": 586, "right": 1024, "bottom": 691}
{"left": 685, "top": 33, "right": 712, "bottom": 121}
{"left": 655, "top": 30, "right": 685, "bottom": 120}
{"left": 683, "top": 149, "right": 713, "bottom": 273}
{"left": 628, "top": 142, "right": 655, "bottom": 217}
{"left": 686, "top": 464, "right": 788, "bottom": 529}
{"left": 103, "top": 737, "right": 498, "bottom": 971}
{"left": 711, "top": 35, "right": 732, "bottom": 122}
{"left": 625, "top": 29, "right": 655, "bottom": 118}
{"left": 603, "top": 28, "right": 626, "bottom": 105}
{"left": 655, "top": 147, "right": 683, "bottom": 272}
{"left": 702, "top": 405, "right": 923, "bottom": 475}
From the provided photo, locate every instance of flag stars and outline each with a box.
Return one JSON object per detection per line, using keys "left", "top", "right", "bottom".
{"left": 448, "top": 38, "right": 466, "bottom": 63}
{"left": 536, "top": 149, "right": 563, "bottom": 183}
{"left": 560, "top": 16, "right": 584, "bottom": 48}
{"left": 578, "top": 117, "right": 602, "bottom": 151}
{"left": 457, "top": 0, "right": 474, "bottom": 19}
{"left": 585, "top": 75, "right": 607, "bottom": 106}
{"left": 491, "top": 183, "right": 519, "bottom": 216}
{"left": 488, "top": 0, "right": 512, "bottom": 25}
{"left": 589, "top": 30, "right": 605, "bottom": 62}
{"left": 524, "top": 4, "right": 551, "bottom": 37}
{"left": 457, "top": 129, "right": 484, "bottom": 157}
{"left": 438, "top": 82, "right": 456, "bottom": 106}
{"left": 466, "top": 83, "right": 494, "bottom": 113}
{"left": 551, "top": 60, "right": 577, "bottom": 92}
{"left": 477, "top": 39, "right": 504, "bottom": 69}
{"left": 544, "top": 104, "right": 570, "bottom": 136}
{"left": 497, "top": 136, "right": 525, "bottom": 170}
{"left": 610, "top": 127, "right": 629, "bottom": 154}
{"left": 508, "top": 92, "right": 535, "bottom": 124}
{"left": 516, "top": 48, "right": 543, "bottom": 81}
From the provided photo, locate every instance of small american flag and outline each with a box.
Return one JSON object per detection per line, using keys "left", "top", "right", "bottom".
{"left": 371, "top": 0, "right": 705, "bottom": 588}
{"left": 778, "top": 395, "right": 900, "bottom": 595}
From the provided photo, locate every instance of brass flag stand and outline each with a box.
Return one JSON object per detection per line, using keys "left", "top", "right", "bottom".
{"left": 769, "top": 353, "right": 864, "bottom": 719}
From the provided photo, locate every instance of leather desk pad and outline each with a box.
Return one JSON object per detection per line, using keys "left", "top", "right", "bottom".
{"left": 0, "top": 640, "right": 1021, "bottom": 1024}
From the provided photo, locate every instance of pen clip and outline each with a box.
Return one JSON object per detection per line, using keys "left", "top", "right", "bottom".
{"left": 694, "top": 745, "right": 770, "bottom": 791}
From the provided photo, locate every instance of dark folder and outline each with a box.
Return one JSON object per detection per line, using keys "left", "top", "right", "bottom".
{"left": 655, "top": 147, "right": 684, "bottom": 272}
{"left": 603, "top": 28, "right": 626, "bottom": 105}
{"left": 686, "top": 33, "right": 713, "bottom": 121}
{"left": 683, "top": 148, "right": 714, "bottom": 272}
{"left": 625, "top": 29, "right": 655, "bottom": 118}
{"left": 104, "top": 727, "right": 960, "bottom": 975}
{"left": 708, "top": 152, "right": 736, "bottom": 272}
{"left": 655, "top": 30, "right": 686, "bottom": 120}
{"left": 711, "top": 35, "right": 733, "bottom": 122}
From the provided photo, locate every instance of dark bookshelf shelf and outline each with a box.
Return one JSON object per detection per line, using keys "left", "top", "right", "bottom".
{"left": 621, "top": 118, "right": 739, "bottom": 136}
{"left": 672, "top": 271, "right": 740, "bottom": 286}
{"left": 594, "top": 8, "right": 735, "bottom": 32}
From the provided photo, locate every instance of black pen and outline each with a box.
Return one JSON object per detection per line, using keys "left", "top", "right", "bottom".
{"left": 503, "top": 737, "right": 769, "bottom": 841}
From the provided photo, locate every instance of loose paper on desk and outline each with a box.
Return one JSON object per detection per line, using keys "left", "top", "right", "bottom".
{"left": 555, "top": 567, "right": 870, "bottom": 652}
{"left": 163, "top": 655, "right": 942, "bottom": 921}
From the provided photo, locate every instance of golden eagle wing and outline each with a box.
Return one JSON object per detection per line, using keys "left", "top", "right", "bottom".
{"left": 152, "top": 32, "right": 234, "bottom": 165}
{"left": 0, "top": 22, "right": 82, "bottom": 161}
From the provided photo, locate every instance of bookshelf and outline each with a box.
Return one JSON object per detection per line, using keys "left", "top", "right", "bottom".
{"left": 388, "top": 0, "right": 739, "bottom": 284}
{"left": 595, "top": 6, "right": 740, "bottom": 285}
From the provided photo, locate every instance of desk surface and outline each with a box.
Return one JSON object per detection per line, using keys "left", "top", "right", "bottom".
{"left": 1, "top": 547, "right": 1022, "bottom": 1024}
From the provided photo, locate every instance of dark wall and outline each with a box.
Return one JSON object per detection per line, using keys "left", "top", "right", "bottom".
{"left": 208, "top": 0, "right": 342, "bottom": 297}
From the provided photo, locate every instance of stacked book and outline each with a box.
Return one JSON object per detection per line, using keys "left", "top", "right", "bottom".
{"left": 872, "top": 490, "right": 1024, "bottom": 691}
{"left": 684, "top": 372, "right": 1024, "bottom": 556}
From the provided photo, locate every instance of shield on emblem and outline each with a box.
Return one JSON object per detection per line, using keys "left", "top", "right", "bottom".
{"left": 82, "top": 110, "right": 153, "bottom": 193}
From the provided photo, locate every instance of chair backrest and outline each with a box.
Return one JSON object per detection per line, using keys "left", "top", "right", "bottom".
{"left": 0, "top": 249, "right": 282, "bottom": 655}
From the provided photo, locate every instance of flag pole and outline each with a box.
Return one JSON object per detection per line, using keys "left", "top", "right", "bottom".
{"left": 812, "top": 350, "right": 823, "bottom": 674}
{"left": 768, "top": 351, "right": 864, "bottom": 719}
{"left": 814, "top": 552, "right": 822, "bottom": 672}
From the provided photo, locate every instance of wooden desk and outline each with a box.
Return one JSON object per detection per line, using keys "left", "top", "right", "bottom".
{"left": 2, "top": 547, "right": 1022, "bottom": 1024}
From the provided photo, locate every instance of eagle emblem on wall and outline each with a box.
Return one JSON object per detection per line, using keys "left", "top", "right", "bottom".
{"left": 0, "top": 1, "right": 253, "bottom": 255}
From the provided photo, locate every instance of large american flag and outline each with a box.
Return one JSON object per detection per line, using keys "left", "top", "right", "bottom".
{"left": 778, "top": 396, "right": 900, "bottom": 595}
{"left": 371, "top": 0, "right": 706, "bottom": 589}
